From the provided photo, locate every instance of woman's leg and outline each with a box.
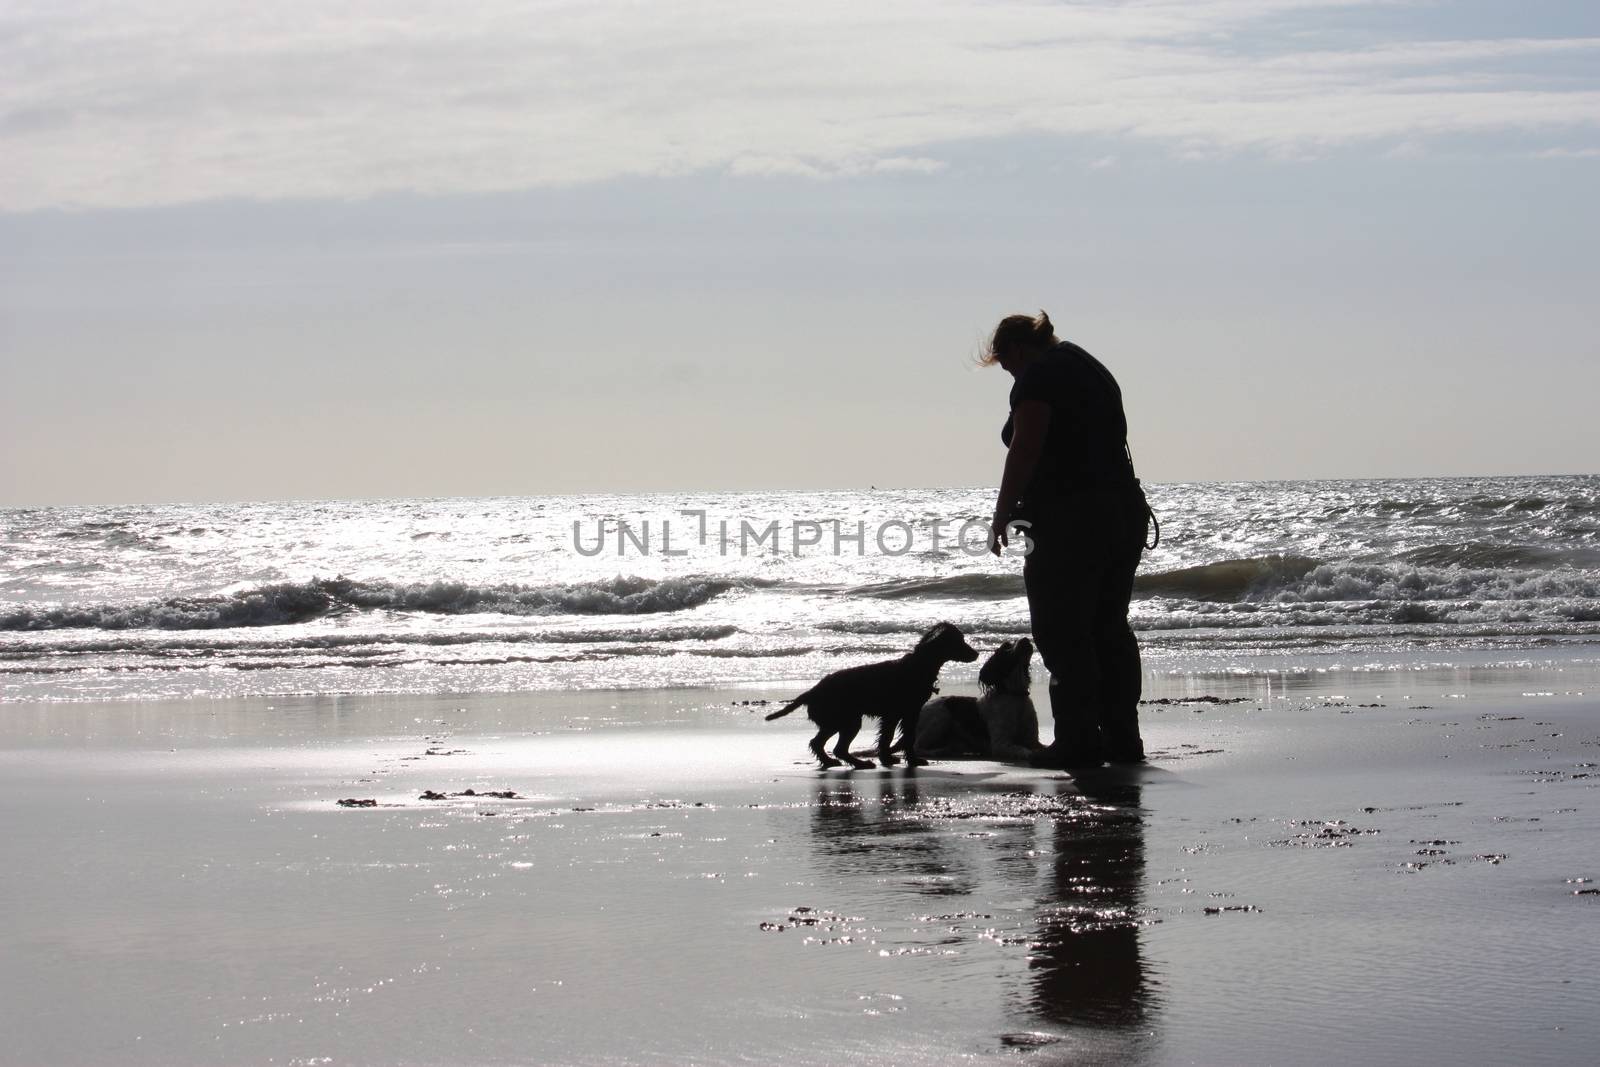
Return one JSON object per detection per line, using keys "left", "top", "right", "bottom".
{"left": 1095, "top": 490, "right": 1149, "bottom": 761}
{"left": 1024, "top": 522, "right": 1107, "bottom": 763}
{"left": 1093, "top": 569, "right": 1143, "bottom": 761}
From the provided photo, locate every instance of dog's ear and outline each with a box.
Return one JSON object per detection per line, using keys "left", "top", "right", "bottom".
{"left": 978, "top": 641, "right": 1015, "bottom": 688}
{"left": 919, "top": 621, "right": 956, "bottom": 648}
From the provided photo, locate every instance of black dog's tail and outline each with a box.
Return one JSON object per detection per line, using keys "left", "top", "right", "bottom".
{"left": 765, "top": 691, "right": 811, "bottom": 721}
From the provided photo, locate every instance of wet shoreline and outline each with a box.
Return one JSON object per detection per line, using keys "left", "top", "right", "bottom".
{"left": 2, "top": 667, "right": 1596, "bottom": 1065}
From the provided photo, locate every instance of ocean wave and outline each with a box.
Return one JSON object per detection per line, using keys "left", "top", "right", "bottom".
{"left": 0, "top": 651, "right": 624, "bottom": 674}
{"left": 1393, "top": 543, "right": 1569, "bottom": 569}
{"left": 1357, "top": 494, "right": 1597, "bottom": 518}
{"left": 1135, "top": 621, "right": 1600, "bottom": 645}
{"left": 819, "top": 551, "right": 1592, "bottom": 609}
{"left": 818, "top": 620, "right": 942, "bottom": 635}
{"left": 850, "top": 574, "right": 1026, "bottom": 600}
{"left": 1130, "top": 598, "right": 1600, "bottom": 631}
{"left": 1132, "top": 554, "right": 1599, "bottom": 609}
{"left": 817, "top": 619, "right": 1033, "bottom": 636}
{"left": 45, "top": 525, "right": 167, "bottom": 550}
{"left": 0, "top": 623, "right": 741, "bottom": 657}
{"left": 695, "top": 646, "right": 817, "bottom": 658}
{"left": 1461, "top": 494, "right": 1562, "bottom": 513}
{"left": 0, "top": 575, "right": 737, "bottom": 632}
{"left": 1270, "top": 562, "right": 1598, "bottom": 605}
{"left": 1135, "top": 556, "right": 1319, "bottom": 602}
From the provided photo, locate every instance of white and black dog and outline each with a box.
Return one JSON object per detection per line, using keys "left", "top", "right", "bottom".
{"left": 911, "top": 637, "right": 1041, "bottom": 761}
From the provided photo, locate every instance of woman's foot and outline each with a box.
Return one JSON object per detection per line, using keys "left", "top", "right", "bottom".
{"left": 1103, "top": 731, "right": 1145, "bottom": 764}
{"left": 1029, "top": 742, "right": 1104, "bottom": 770}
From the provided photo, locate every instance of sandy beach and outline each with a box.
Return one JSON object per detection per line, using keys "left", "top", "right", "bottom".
{"left": 2, "top": 657, "right": 1596, "bottom": 1066}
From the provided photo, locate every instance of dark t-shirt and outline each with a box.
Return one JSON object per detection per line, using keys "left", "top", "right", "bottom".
{"left": 1001, "top": 341, "right": 1136, "bottom": 498}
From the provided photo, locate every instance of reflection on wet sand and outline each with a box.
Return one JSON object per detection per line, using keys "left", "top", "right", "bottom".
{"left": 804, "top": 769, "right": 1157, "bottom": 1058}
{"left": 1028, "top": 774, "right": 1152, "bottom": 1034}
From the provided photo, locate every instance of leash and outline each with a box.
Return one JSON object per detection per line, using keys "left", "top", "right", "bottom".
{"left": 1127, "top": 446, "right": 1161, "bottom": 551}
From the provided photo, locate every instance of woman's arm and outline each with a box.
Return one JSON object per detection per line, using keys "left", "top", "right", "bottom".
{"left": 990, "top": 399, "right": 1051, "bottom": 555}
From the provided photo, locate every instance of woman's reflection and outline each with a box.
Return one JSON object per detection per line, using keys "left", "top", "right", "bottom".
{"left": 1028, "top": 774, "right": 1152, "bottom": 1030}
{"left": 800, "top": 770, "right": 1156, "bottom": 1051}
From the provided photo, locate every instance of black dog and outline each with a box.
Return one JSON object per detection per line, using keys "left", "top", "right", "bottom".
{"left": 766, "top": 622, "right": 979, "bottom": 769}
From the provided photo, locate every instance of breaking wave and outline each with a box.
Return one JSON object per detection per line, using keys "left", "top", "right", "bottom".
{"left": 1269, "top": 562, "right": 1598, "bottom": 605}
{"left": 839, "top": 553, "right": 1599, "bottom": 610}
{"left": 1135, "top": 555, "right": 1319, "bottom": 602}
{"left": 0, "top": 575, "right": 737, "bottom": 632}
{"left": 1134, "top": 555, "right": 1599, "bottom": 607}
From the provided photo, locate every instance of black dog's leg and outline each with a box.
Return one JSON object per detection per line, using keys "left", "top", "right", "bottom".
{"left": 810, "top": 726, "right": 842, "bottom": 768}
{"left": 893, "top": 708, "right": 927, "bottom": 767}
{"left": 832, "top": 718, "right": 875, "bottom": 769}
{"left": 876, "top": 715, "right": 903, "bottom": 766}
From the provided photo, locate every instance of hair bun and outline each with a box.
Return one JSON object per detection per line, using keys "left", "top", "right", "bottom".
{"left": 982, "top": 309, "right": 1058, "bottom": 365}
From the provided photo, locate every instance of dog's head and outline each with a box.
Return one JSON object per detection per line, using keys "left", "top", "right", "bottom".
{"left": 977, "top": 637, "right": 1034, "bottom": 694}
{"left": 915, "top": 621, "right": 980, "bottom": 664}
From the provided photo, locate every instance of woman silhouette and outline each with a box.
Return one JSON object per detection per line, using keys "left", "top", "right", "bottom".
{"left": 984, "top": 311, "right": 1152, "bottom": 767}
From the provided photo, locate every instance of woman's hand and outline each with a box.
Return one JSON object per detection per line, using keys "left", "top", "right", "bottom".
{"left": 988, "top": 510, "right": 1010, "bottom": 555}
{"left": 991, "top": 400, "right": 1050, "bottom": 555}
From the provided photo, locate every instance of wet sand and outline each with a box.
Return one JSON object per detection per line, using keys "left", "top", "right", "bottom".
{"left": 2, "top": 663, "right": 1598, "bottom": 1065}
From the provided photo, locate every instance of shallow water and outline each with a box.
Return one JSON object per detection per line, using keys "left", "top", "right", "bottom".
{"left": 3, "top": 669, "right": 1597, "bottom": 1065}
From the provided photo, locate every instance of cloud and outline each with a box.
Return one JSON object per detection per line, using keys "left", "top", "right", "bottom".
{"left": 725, "top": 154, "right": 946, "bottom": 178}
{"left": 3, "top": 0, "right": 1599, "bottom": 211}
{"left": 869, "top": 156, "right": 947, "bottom": 175}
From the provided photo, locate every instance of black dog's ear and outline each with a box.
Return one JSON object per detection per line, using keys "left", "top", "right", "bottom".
{"left": 918, "top": 621, "right": 957, "bottom": 648}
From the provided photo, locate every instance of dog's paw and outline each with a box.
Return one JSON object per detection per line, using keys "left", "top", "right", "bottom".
{"left": 905, "top": 756, "right": 929, "bottom": 768}
{"left": 846, "top": 757, "right": 876, "bottom": 770}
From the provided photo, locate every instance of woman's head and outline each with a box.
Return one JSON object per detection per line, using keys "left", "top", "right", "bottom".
{"left": 981, "top": 310, "right": 1056, "bottom": 369}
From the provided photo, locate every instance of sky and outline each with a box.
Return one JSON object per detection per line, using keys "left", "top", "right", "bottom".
{"left": 2, "top": 0, "right": 1598, "bottom": 505}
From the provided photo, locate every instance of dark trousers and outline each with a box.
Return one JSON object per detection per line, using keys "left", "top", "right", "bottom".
{"left": 1021, "top": 485, "right": 1149, "bottom": 759}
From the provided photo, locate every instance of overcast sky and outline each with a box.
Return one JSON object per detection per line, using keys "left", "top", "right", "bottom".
{"left": 3, "top": 0, "right": 1597, "bottom": 505}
